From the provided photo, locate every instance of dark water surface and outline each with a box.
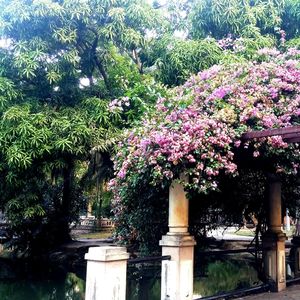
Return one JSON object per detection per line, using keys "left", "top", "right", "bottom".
{"left": 0, "top": 256, "right": 262, "bottom": 300}
{"left": 126, "top": 256, "right": 262, "bottom": 300}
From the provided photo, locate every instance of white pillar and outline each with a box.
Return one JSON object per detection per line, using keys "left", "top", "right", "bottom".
{"left": 285, "top": 209, "right": 291, "bottom": 231}
{"left": 85, "top": 246, "right": 129, "bottom": 300}
{"left": 160, "top": 175, "right": 196, "bottom": 300}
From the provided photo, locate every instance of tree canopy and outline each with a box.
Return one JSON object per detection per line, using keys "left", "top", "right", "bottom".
{"left": 0, "top": 0, "right": 166, "bottom": 253}
{"left": 1, "top": 0, "right": 300, "bottom": 254}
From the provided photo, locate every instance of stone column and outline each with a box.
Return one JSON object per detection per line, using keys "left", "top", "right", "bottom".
{"left": 85, "top": 246, "right": 129, "bottom": 300}
{"left": 262, "top": 174, "right": 286, "bottom": 292}
{"left": 160, "top": 175, "right": 196, "bottom": 300}
{"left": 284, "top": 209, "right": 291, "bottom": 231}
{"left": 168, "top": 174, "right": 189, "bottom": 235}
{"left": 87, "top": 202, "right": 93, "bottom": 217}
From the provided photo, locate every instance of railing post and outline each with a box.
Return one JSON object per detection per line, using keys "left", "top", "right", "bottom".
{"left": 160, "top": 175, "right": 196, "bottom": 300}
{"left": 85, "top": 246, "right": 129, "bottom": 300}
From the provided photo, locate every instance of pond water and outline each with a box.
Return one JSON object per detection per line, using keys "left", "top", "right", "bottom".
{"left": 126, "top": 256, "right": 262, "bottom": 300}
{"left": 0, "top": 257, "right": 86, "bottom": 300}
{"left": 0, "top": 273, "right": 85, "bottom": 300}
{"left": 0, "top": 254, "right": 281, "bottom": 300}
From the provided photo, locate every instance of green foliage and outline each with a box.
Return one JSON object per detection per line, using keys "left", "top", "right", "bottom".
{"left": 92, "top": 190, "right": 113, "bottom": 219}
{"left": 0, "top": 0, "right": 164, "bottom": 97}
{"left": 1, "top": 0, "right": 300, "bottom": 256}
{"left": 282, "top": 0, "right": 300, "bottom": 39}
{"left": 148, "top": 37, "right": 223, "bottom": 85}
{"left": 0, "top": 94, "right": 123, "bottom": 252}
{"left": 112, "top": 172, "right": 168, "bottom": 255}
{"left": 286, "top": 37, "right": 300, "bottom": 49}
{"left": 189, "top": 0, "right": 284, "bottom": 39}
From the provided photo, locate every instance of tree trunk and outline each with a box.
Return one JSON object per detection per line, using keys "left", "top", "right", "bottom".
{"left": 94, "top": 56, "right": 111, "bottom": 94}
{"left": 59, "top": 156, "right": 75, "bottom": 243}
{"left": 132, "top": 49, "right": 143, "bottom": 74}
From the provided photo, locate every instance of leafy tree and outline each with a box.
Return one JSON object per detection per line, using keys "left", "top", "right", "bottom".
{"left": 281, "top": 0, "right": 300, "bottom": 39}
{"left": 189, "top": 0, "right": 284, "bottom": 39}
{"left": 0, "top": 0, "right": 165, "bottom": 254}
{"left": 140, "top": 0, "right": 281, "bottom": 86}
{"left": 145, "top": 36, "right": 223, "bottom": 86}
{"left": 0, "top": 0, "right": 165, "bottom": 96}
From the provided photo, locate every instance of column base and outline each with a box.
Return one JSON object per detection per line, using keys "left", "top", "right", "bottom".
{"left": 262, "top": 231, "right": 286, "bottom": 292}
{"left": 160, "top": 234, "right": 196, "bottom": 300}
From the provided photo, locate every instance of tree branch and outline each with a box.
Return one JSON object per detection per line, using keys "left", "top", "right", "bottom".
{"left": 131, "top": 48, "right": 143, "bottom": 74}
{"left": 94, "top": 55, "right": 111, "bottom": 93}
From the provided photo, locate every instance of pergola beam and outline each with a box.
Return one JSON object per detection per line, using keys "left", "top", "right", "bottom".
{"left": 242, "top": 125, "right": 300, "bottom": 141}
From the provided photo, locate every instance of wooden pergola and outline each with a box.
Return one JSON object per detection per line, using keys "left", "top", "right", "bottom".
{"left": 161, "top": 125, "right": 300, "bottom": 300}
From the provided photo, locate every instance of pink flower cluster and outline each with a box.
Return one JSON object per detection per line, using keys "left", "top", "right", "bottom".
{"left": 111, "top": 48, "right": 300, "bottom": 200}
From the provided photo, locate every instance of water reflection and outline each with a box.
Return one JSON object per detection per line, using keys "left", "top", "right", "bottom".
{"left": 0, "top": 255, "right": 279, "bottom": 299}
{"left": 0, "top": 272, "right": 85, "bottom": 300}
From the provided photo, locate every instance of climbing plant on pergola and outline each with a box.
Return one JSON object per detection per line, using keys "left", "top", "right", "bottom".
{"left": 111, "top": 48, "right": 300, "bottom": 251}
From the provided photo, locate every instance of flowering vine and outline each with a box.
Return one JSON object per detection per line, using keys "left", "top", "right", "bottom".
{"left": 111, "top": 49, "right": 300, "bottom": 211}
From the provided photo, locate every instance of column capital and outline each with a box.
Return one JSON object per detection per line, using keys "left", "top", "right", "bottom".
{"left": 159, "top": 234, "right": 196, "bottom": 247}
{"left": 85, "top": 246, "right": 129, "bottom": 262}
